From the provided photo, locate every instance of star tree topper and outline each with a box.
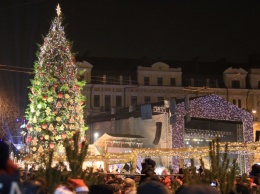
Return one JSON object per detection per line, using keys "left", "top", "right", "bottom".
{"left": 56, "top": 4, "right": 61, "bottom": 16}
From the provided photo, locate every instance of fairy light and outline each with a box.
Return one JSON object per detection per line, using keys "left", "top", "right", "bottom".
{"left": 171, "top": 94, "right": 253, "bottom": 172}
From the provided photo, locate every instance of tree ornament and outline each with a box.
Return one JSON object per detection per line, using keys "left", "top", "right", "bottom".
{"left": 69, "top": 117, "right": 75, "bottom": 123}
{"left": 56, "top": 101, "right": 62, "bottom": 108}
{"left": 42, "top": 123, "right": 48, "bottom": 129}
{"left": 38, "top": 145, "right": 44, "bottom": 153}
{"left": 49, "top": 124, "right": 54, "bottom": 131}
{"left": 57, "top": 93, "right": 63, "bottom": 98}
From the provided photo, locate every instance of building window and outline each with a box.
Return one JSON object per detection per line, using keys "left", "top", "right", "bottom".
{"left": 157, "top": 77, "right": 163, "bottom": 86}
{"left": 231, "top": 80, "right": 240, "bottom": 88}
{"left": 232, "top": 99, "right": 236, "bottom": 105}
{"left": 144, "top": 96, "right": 150, "bottom": 103}
{"left": 116, "top": 96, "right": 122, "bottom": 108}
{"left": 158, "top": 97, "right": 164, "bottom": 102}
{"left": 144, "top": 77, "right": 149, "bottom": 85}
{"left": 94, "top": 95, "right": 100, "bottom": 107}
{"left": 238, "top": 99, "right": 241, "bottom": 108}
{"left": 194, "top": 78, "right": 206, "bottom": 87}
{"left": 170, "top": 78, "right": 176, "bottom": 86}
{"left": 105, "top": 95, "right": 111, "bottom": 108}
{"left": 131, "top": 96, "right": 137, "bottom": 106}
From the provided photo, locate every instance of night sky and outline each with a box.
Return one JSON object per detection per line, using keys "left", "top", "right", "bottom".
{"left": 0, "top": 0, "right": 260, "bottom": 112}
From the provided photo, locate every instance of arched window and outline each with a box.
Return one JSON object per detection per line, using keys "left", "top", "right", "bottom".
{"left": 233, "top": 99, "right": 236, "bottom": 105}
{"left": 238, "top": 99, "right": 241, "bottom": 108}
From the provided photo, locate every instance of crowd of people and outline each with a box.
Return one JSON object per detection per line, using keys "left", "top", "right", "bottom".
{"left": 1, "top": 140, "right": 260, "bottom": 194}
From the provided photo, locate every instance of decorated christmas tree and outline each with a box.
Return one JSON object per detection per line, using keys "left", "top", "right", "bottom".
{"left": 25, "top": 4, "right": 87, "bottom": 157}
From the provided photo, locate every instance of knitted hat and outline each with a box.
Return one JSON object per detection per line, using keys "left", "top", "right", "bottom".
{"left": 68, "top": 178, "right": 89, "bottom": 193}
{"left": 54, "top": 186, "right": 74, "bottom": 194}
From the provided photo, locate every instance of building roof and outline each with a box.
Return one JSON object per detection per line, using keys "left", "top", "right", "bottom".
{"left": 76, "top": 56, "right": 255, "bottom": 76}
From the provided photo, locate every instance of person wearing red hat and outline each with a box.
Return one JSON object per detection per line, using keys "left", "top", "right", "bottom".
{"left": 68, "top": 178, "right": 89, "bottom": 194}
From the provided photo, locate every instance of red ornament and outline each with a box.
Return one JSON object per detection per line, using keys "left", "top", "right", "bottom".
{"left": 54, "top": 84, "right": 59, "bottom": 88}
{"left": 58, "top": 93, "right": 63, "bottom": 98}
{"left": 40, "top": 136, "right": 44, "bottom": 140}
{"left": 46, "top": 63, "right": 50, "bottom": 67}
{"left": 60, "top": 78, "right": 65, "bottom": 81}
{"left": 26, "top": 136, "right": 32, "bottom": 143}
{"left": 42, "top": 96, "right": 48, "bottom": 101}
{"left": 49, "top": 143, "right": 55, "bottom": 149}
{"left": 42, "top": 124, "right": 48, "bottom": 129}
{"left": 62, "top": 133, "right": 67, "bottom": 139}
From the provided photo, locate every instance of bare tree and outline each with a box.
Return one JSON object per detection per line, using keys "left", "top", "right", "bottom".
{"left": 0, "top": 91, "right": 23, "bottom": 143}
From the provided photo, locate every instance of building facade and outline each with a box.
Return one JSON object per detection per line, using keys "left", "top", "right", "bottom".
{"left": 76, "top": 58, "right": 260, "bottom": 142}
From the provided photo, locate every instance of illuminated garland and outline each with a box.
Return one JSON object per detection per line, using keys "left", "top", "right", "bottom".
{"left": 172, "top": 94, "right": 253, "bottom": 172}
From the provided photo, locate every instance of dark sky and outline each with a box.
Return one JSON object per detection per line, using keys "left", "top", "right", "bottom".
{"left": 0, "top": 0, "right": 260, "bottom": 112}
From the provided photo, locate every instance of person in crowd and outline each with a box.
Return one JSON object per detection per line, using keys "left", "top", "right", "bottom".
{"left": 106, "top": 180, "right": 123, "bottom": 194}
{"left": 105, "top": 174, "right": 116, "bottom": 183}
{"left": 54, "top": 184, "right": 74, "bottom": 194}
{"left": 21, "top": 179, "right": 46, "bottom": 194}
{"left": 88, "top": 184, "right": 113, "bottom": 194}
{"left": 0, "top": 140, "right": 22, "bottom": 194}
{"left": 124, "top": 178, "right": 137, "bottom": 194}
{"left": 178, "top": 184, "right": 219, "bottom": 194}
{"left": 106, "top": 180, "right": 122, "bottom": 194}
{"left": 174, "top": 175, "right": 190, "bottom": 194}
{"left": 133, "top": 175, "right": 141, "bottom": 187}
{"left": 197, "top": 166, "right": 203, "bottom": 175}
{"left": 160, "top": 168, "right": 171, "bottom": 189}
{"left": 68, "top": 178, "right": 89, "bottom": 194}
{"left": 137, "top": 180, "right": 168, "bottom": 194}
{"left": 249, "top": 163, "right": 260, "bottom": 185}
{"left": 139, "top": 158, "right": 159, "bottom": 184}
{"left": 232, "top": 177, "right": 250, "bottom": 194}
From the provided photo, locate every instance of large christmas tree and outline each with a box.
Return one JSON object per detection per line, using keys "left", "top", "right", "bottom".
{"left": 25, "top": 5, "right": 86, "bottom": 156}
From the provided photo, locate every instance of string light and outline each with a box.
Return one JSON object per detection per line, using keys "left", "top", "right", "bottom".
{"left": 171, "top": 94, "right": 253, "bottom": 172}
